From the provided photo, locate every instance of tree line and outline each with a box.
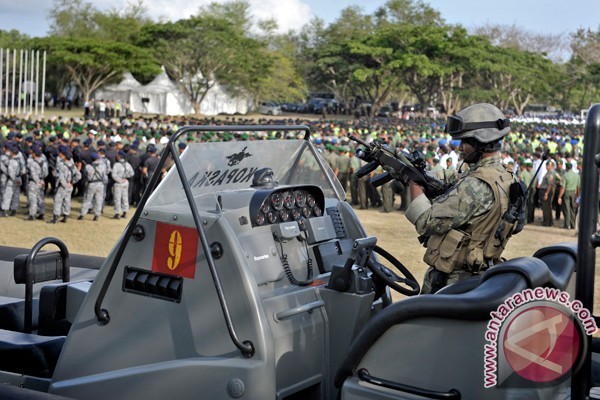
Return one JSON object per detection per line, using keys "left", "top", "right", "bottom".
{"left": 1, "top": 0, "right": 599, "bottom": 116}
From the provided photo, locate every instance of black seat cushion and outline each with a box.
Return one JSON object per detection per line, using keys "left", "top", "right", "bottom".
{"left": 334, "top": 257, "right": 551, "bottom": 388}
{"left": 0, "top": 297, "right": 38, "bottom": 332}
{"left": 532, "top": 243, "right": 577, "bottom": 290}
{"left": 0, "top": 329, "right": 65, "bottom": 378}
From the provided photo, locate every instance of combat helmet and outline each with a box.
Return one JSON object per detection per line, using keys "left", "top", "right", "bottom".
{"left": 445, "top": 103, "right": 510, "bottom": 143}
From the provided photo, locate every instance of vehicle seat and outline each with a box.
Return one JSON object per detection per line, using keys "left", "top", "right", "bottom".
{"left": 335, "top": 256, "right": 570, "bottom": 399}
{"left": 0, "top": 296, "right": 38, "bottom": 332}
{"left": 0, "top": 329, "right": 64, "bottom": 378}
{"left": 532, "top": 242, "right": 577, "bottom": 291}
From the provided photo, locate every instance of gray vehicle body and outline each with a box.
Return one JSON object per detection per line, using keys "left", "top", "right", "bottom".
{"left": 0, "top": 124, "right": 597, "bottom": 399}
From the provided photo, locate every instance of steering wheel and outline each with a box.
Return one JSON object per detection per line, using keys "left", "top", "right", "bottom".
{"left": 366, "top": 245, "right": 420, "bottom": 297}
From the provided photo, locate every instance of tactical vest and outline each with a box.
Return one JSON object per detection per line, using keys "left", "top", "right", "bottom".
{"left": 423, "top": 162, "right": 513, "bottom": 274}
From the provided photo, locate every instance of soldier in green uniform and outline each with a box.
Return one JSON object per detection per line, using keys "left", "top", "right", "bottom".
{"left": 405, "top": 103, "right": 515, "bottom": 294}
{"left": 539, "top": 160, "right": 557, "bottom": 227}
{"left": 557, "top": 161, "right": 580, "bottom": 229}
{"left": 538, "top": 160, "right": 557, "bottom": 226}
{"left": 553, "top": 159, "right": 565, "bottom": 221}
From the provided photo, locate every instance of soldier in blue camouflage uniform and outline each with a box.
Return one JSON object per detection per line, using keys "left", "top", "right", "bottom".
{"left": 0, "top": 143, "right": 9, "bottom": 208}
{"left": 112, "top": 150, "right": 134, "bottom": 219}
{"left": 48, "top": 146, "right": 82, "bottom": 223}
{"left": 0, "top": 145, "right": 22, "bottom": 217}
{"left": 26, "top": 145, "right": 48, "bottom": 220}
{"left": 406, "top": 103, "right": 515, "bottom": 294}
{"left": 78, "top": 152, "right": 107, "bottom": 221}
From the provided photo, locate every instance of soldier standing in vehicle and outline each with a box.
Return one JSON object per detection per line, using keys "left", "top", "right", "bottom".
{"left": 78, "top": 152, "right": 107, "bottom": 221}
{"left": 112, "top": 150, "right": 134, "bottom": 219}
{"left": 48, "top": 146, "right": 81, "bottom": 223}
{"left": 26, "top": 145, "right": 48, "bottom": 220}
{"left": 405, "top": 103, "right": 516, "bottom": 294}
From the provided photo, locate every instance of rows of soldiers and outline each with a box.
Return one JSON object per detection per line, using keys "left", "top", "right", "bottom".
{"left": 0, "top": 130, "right": 169, "bottom": 223}
{"left": 0, "top": 112, "right": 586, "bottom": 228}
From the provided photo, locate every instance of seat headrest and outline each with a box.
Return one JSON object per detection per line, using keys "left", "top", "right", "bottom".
{"left": 481, "top": 257, "right": 550, "bottom": 288}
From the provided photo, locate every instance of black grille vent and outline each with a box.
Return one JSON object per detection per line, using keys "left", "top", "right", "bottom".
{"left": 123, "top": 267, "right": 183, "bottom": 303}
{"left": 326, "top": 207, "right": 347, "bottom": 238}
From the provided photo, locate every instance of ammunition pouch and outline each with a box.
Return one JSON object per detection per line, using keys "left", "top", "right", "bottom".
{"left": 423, "top": 229, "right": 469, "bottom": 274}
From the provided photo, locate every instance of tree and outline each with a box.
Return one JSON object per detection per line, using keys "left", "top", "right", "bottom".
{"left": 472, "top": 23, "right": 569, "bottom": 63}
{"left": 138, "top": 16, "right": 271, "bottom": 114}
{"left": 48, "top": 0, "right": 151, "bottom": 45}
{"left": 30, "top": 37, "right": 159, "bottom": 102}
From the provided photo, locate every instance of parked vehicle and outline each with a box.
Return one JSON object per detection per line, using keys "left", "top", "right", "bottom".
{"left": 258, "top": 102, "right": 282, "bottom": 116}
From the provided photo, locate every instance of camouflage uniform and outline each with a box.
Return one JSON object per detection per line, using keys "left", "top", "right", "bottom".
{"left": 80, "top": 158, "right": 107, "bottom": 219}
{"left": 406, "top": 154, "right": 510, "bottom": 294}
{"left": 26, "top": 154, "right": 48, "bottom": 219}
{"left": 52, "top": 157, "right": 81, "bottom": 221}
{"left": 0, "top": 149, "right": 8, "bottom": 207}
{"left": 112, "top": 157, "right": 134, "bottom": 217}
{"left": 1, "top": 153, "right": 22, "bottom": 214}
{"left": 9, "top": 151, "right": 26, "bottom": 214}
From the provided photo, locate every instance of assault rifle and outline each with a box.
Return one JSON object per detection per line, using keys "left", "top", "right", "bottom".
{"left": 350, "top": 136, "right": 451, "bottom": 199}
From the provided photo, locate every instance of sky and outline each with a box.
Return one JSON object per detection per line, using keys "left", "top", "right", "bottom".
{"left": 0, "top": 0, "right": 599, "bottom": 38}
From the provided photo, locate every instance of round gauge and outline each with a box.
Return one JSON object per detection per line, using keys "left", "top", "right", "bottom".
{"left": 312, "top": 205, "right": 322, "bottom": 217}
{"left": 267, "top": 210, "right": 278, "bottom": 224}
{"left": 301, "top": 205, "right": 311, "bottom": 218}
{"left": 291, "top": 208, "right": 301, "bottom": 220}
{"left": 283, "top": 190, "right": 294, "bottom": 209}
{"left": 294, "top": 190, "right": 307, "bottom": 208}
{"left": 260, "top": 203, "right": 270, "bottom": 214}
{"left": 255, "top": 213, "right": 266, "bottom": 226}
{"left": 306, "top": 194, "right": 316, "bottom": 207}
{"left": 271, "top": 192, "right": 283, "bottom": 210}
{"left": 279, "top": 209, "right": 290, "bottom": 222}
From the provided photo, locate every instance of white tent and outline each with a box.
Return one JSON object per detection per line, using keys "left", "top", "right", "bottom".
{"left": 124, "top": 66, "right": 252, "bottom": 116}
{"left": 94, "top": 72, "right": 142, "bottom": 106}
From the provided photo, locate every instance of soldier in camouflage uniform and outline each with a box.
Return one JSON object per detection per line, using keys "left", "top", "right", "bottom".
{"left": 0, "top": 145, "right": 22, "bottom": 217}
{"left": 48, "top": 146, "right": 82, "bottom": 223}
{"left": 78, "top": 152, "right": 107, "bottom": 221}
{"left": 405, "top": 103, "right": 515, "bottom": 294}
{"left": 0, "top": 143, "right": 9, "bottom": 207}
{"left": 9, "top": 145, "right": 26, "bottom": 216}
{"left": 26, "top": 145, "right": 48, "bottom": 220}
{"left": 112, "top": 150, "right": 134, "bottom": 219}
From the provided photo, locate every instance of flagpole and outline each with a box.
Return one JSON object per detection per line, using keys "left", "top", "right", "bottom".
{"left": 11, "top": 49, "right": 16, "bottom": 115}
{"left": 41, "top": 51, "right": 46, "bottom": 116}
{"left": 35, "top": 50, "right": 40, "bottom": 115}
{"left": 17, "top": 49, "right": 23, "bottom": 115}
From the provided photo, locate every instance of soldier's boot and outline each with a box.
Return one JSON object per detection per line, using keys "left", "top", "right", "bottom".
{"left": 27, "top": 215, "right": 35, "bottom": 221}
{"left": 121, "top": 212, "right": 127, "bottom": 218}
{"left": 8, "top": 210, "right": 16, "bottom": 216}
{"left": 113, "top": 214, "right": 121, "bottom": 220}
{"left": 48, "top": 215, "right": 59, "bottom": 224}
{"left": 60, "top": 215, "right": 68, "bottom": 223}
{"left": 0, "top": 211, "right": 7, "bottom": 217}
{"left": 36, "top": 214, "right": 45, "bottom": 220}
{"left": 77, "top": 215, "right": 84, "bottom": 220}
{"left": 93, "top": 216, "right": 99, "bottom": 221}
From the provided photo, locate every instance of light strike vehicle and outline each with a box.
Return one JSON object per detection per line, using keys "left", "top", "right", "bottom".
{"left": 0, "top": 114, "right": 599, "bottom": 400}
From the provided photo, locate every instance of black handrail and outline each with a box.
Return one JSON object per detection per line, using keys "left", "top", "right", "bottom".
{"left": 573, "top": 104, "right": 600, "bottom": 399}
{"left": 358, "top": 369, "right": 461, "bottom": 399}
{"left": 23, "top": 237, "right": 70, "bottom": 333}
{"left": 93, "top": 125, "right": 310, "bottom": 358}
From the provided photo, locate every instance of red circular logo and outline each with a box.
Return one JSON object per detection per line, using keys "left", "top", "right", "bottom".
{"left": 503, "top": 306, "right": 580, "bottom": 382}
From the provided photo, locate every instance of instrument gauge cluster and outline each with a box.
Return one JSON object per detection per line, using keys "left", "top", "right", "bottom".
{"left": 250, "top": 186, "right": 326, "bottom": 227}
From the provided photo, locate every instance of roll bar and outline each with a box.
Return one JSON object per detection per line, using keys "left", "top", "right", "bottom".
{"left": 93, "top": 125, "right": 310, "bottom": 358}
{"left": 573, "top": 104, "right": 600, "bottom": 398}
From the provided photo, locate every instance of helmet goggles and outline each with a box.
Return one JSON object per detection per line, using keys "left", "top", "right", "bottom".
{"left": 445, "top": 115, "right": 510, "bottom": 135}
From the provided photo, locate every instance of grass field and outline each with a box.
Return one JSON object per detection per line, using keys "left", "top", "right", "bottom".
{"left": 2, "top": 107, "right": 598, "bottom": 316}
